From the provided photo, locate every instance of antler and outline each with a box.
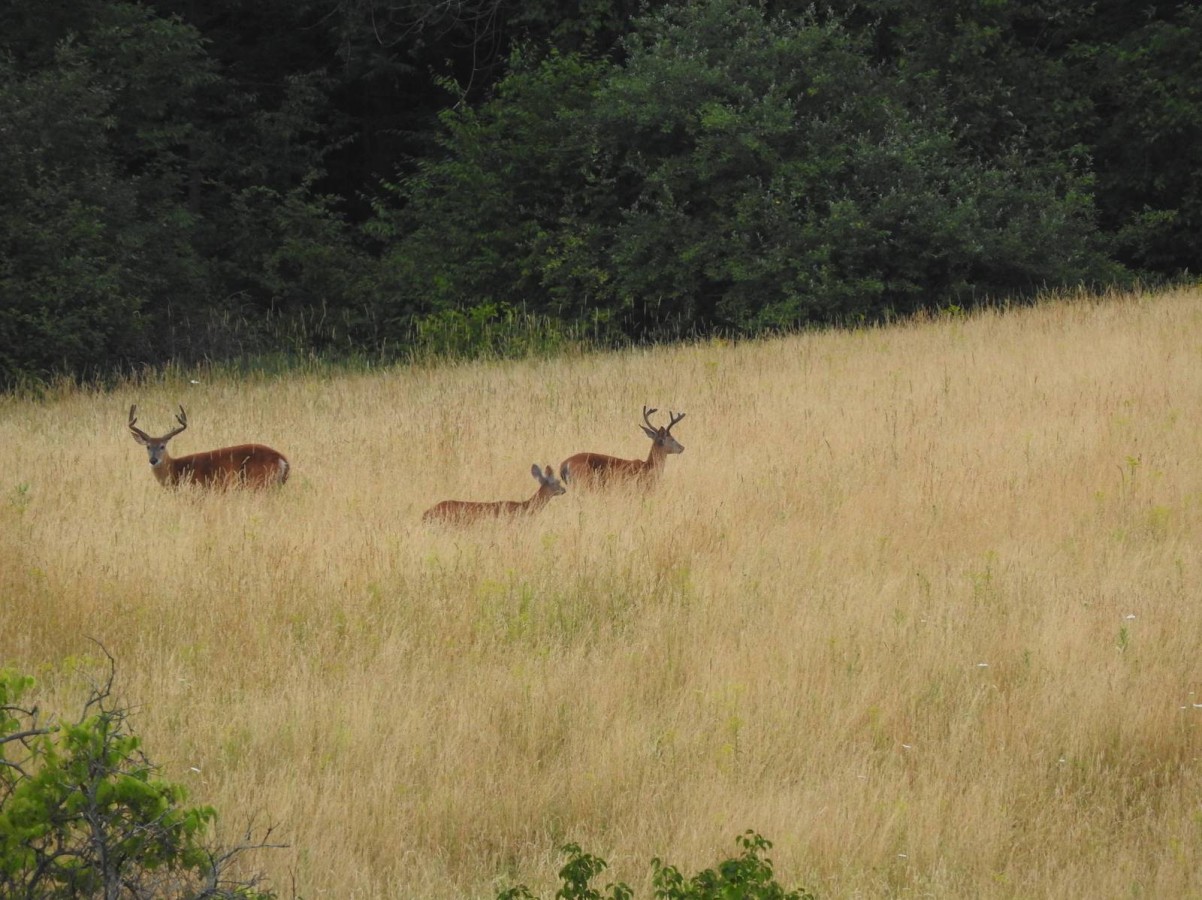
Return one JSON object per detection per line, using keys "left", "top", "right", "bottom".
{"left": 129, "top": 404, "right": 188, "bottom": 441}
{"left": 642, "top": 406, "right": 686, "bottom": 432}
{"left": 166, "top": 405, "right": 188, "bottom": 440}
{"left": 128, "top": 405, "right": 151, "bottom": 441}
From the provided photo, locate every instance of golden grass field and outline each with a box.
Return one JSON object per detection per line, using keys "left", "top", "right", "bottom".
{"left": 4, "top": 287, "right": 1202, "bottom": 898}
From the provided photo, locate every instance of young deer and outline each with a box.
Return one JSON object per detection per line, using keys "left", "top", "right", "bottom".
{"left": 423, "top": 464, "right": 566, "bottom": 524}
{"left": 128, "top": 405, "right": 289, "bottom": 488}
{"left": 559, "top": 406, "right": 685, "bottom": 488}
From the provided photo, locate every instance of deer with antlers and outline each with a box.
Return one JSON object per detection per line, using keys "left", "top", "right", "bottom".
{"left": 423, "top": 464, "right": 566, "bottom": 524}
{"left": 559, "top": 406, "right": 686, "bottom": 488}
{"left": 128, "top": 405, "right": 289, "bottom": 489}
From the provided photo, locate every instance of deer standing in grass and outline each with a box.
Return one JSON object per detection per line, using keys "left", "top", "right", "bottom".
{"left": 423, "top": 464, "right": 566, "bottom": 524}
{"left": 128, "top": 405, "right": 290, "bottom": 488}
{"left": 559, "top": 406, "right": 685, "bottom": 487}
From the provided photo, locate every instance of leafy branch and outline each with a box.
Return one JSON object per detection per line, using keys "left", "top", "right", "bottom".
{"left": 0, "top": 650, "right": 283, "bottom": 900}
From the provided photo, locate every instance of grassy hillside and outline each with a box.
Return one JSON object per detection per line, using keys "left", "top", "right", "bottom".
{"left": 3, "top": 288, "right": 1202, "bottom": 898}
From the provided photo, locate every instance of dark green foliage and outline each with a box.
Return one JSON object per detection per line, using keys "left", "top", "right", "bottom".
{"left": 651, "top": 832, "right": 815, "bottom": 900}
{"left": 855, "top": 0, "right": 1202, "bottom": 275}
{"left": 0, "top": 43, "right": 150, "bottom": 385}
{"left": 371, "top": 51, "right": 612, "bottom": 334}
{"left": 1087, "top": 7, "right": 1202, "bottom": 272}
{"left": 497, "top": 831, "right": 814, "bottom": 900}
{"left": 587, "top": 2, "right": 1114, "bottom": 329}
{"left": 0, "top": 0, "right": 1199, "bottom": 386}
{"left": 0, "top": 1, "right": 364, "bottom": 388}
{"left": 0, "top": 2, "right": 224, "bottom": 385}
{"left": 0, "top": 664, "right": 278, "bottom": 899}
{"left": 380, "top": 1, "right": 1117, "bottom": 339}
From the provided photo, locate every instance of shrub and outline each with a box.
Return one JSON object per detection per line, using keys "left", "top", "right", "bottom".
{"left": 497, "top": 830, "right": 815, "bottom": 900}
{"left": 0, "top": 656, "right": 280, "bottom": 899}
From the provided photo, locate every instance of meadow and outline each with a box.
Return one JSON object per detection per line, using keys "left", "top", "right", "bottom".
{"left": 3, "top": 287, "right": 1202, "bottom": 898}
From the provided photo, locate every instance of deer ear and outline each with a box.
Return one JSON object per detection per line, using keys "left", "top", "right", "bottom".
{"left": 531, "top": 463, "right": 543, "bottom": 481}
{"left": 641, "top": 425, "right": 659, "bottom": 440}
{"left": 130, "top": 430, "right": 148, "bottom": 446}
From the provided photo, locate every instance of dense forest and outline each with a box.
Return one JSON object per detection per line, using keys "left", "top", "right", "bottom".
{"left": 2, "top": 0, "right": 1199, "bottom": 388}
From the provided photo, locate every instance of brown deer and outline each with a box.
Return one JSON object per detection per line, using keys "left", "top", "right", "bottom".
{"left": 559, "top": 406, "right": 685, "bottom": 488}
{"left": 423, "top": 464, "right": 566, "bottom": 524}
{"left": 128, "top": 405, "right": 289, "bottom": 488}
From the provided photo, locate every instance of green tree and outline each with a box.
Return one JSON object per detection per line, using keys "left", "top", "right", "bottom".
{"left": 0, "top": 660, "right": 279, "bottom": 899}
{"left": 1087, "top": 6, "right": 1202, "bottom": 272}
{"left": 834, "top": 0, "right": 1201, "bottom": 276}
{"left": 0, "top": 0, "right": 368, "bottom": 387}
{"left": 377, "top": 1, "right": 1116, "bottom": 342}
{"left": 370, "top": 47, "right": 607, "bottom": 321}
{"left": 0, "top": 45, "right": 150, "bottom": 387}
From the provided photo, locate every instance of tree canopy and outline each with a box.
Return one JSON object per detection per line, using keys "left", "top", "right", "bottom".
{"left": 2, "top": 0, "right": 1198, "bottom": 387}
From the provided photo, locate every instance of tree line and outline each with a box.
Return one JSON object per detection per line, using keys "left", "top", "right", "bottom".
{"left": 2, "top": 0, "right": 1199, "bottom": 388}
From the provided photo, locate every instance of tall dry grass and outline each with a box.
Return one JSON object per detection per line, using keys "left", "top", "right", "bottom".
{"left": 4, "top": 287, "right": 1202, "bottom": 898}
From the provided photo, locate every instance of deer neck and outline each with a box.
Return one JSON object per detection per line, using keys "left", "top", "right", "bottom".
{"left": 644, "top": 443, "right": 667, "bottom": 473}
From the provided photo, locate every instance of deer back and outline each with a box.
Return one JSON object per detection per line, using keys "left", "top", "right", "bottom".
{"left": 168, "top": 444, "right": 289, "bottom": 488}
{"left": 424, "top": 464, "right": 564, "bottom": 524}
{"left": 559, "top": 452, "right": 647, "bottom": 486}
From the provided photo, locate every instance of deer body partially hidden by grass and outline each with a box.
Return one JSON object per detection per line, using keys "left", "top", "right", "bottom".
{"left": 559, "top": 406, "right": 685, "bottom": 488}
{"left": 423, "top": 464, "right": 566, "bottom": 524}
{"left": 128, "top": 405, "right": 289, "bottom": 488}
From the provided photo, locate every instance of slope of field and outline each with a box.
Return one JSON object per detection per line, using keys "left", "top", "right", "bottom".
{"left": 4, "top": 288, "right": 1202, "bottom": 898}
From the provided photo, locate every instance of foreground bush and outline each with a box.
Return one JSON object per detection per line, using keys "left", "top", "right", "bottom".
{"left": 0, "top": 658, "right": 279, "bottom": 899}
{"left": 498, "top": 831, "right": 815, "bottom": 900}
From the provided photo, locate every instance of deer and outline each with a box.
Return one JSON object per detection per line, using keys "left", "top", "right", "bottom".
{"left": 423, "top": 464, "right": 566, "bottom": 524}
{"left": 128, "top": 405, "right": 290, "bottom": 489}
{"left": 559, "top": 406, "right": 685, "bottom": 488}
